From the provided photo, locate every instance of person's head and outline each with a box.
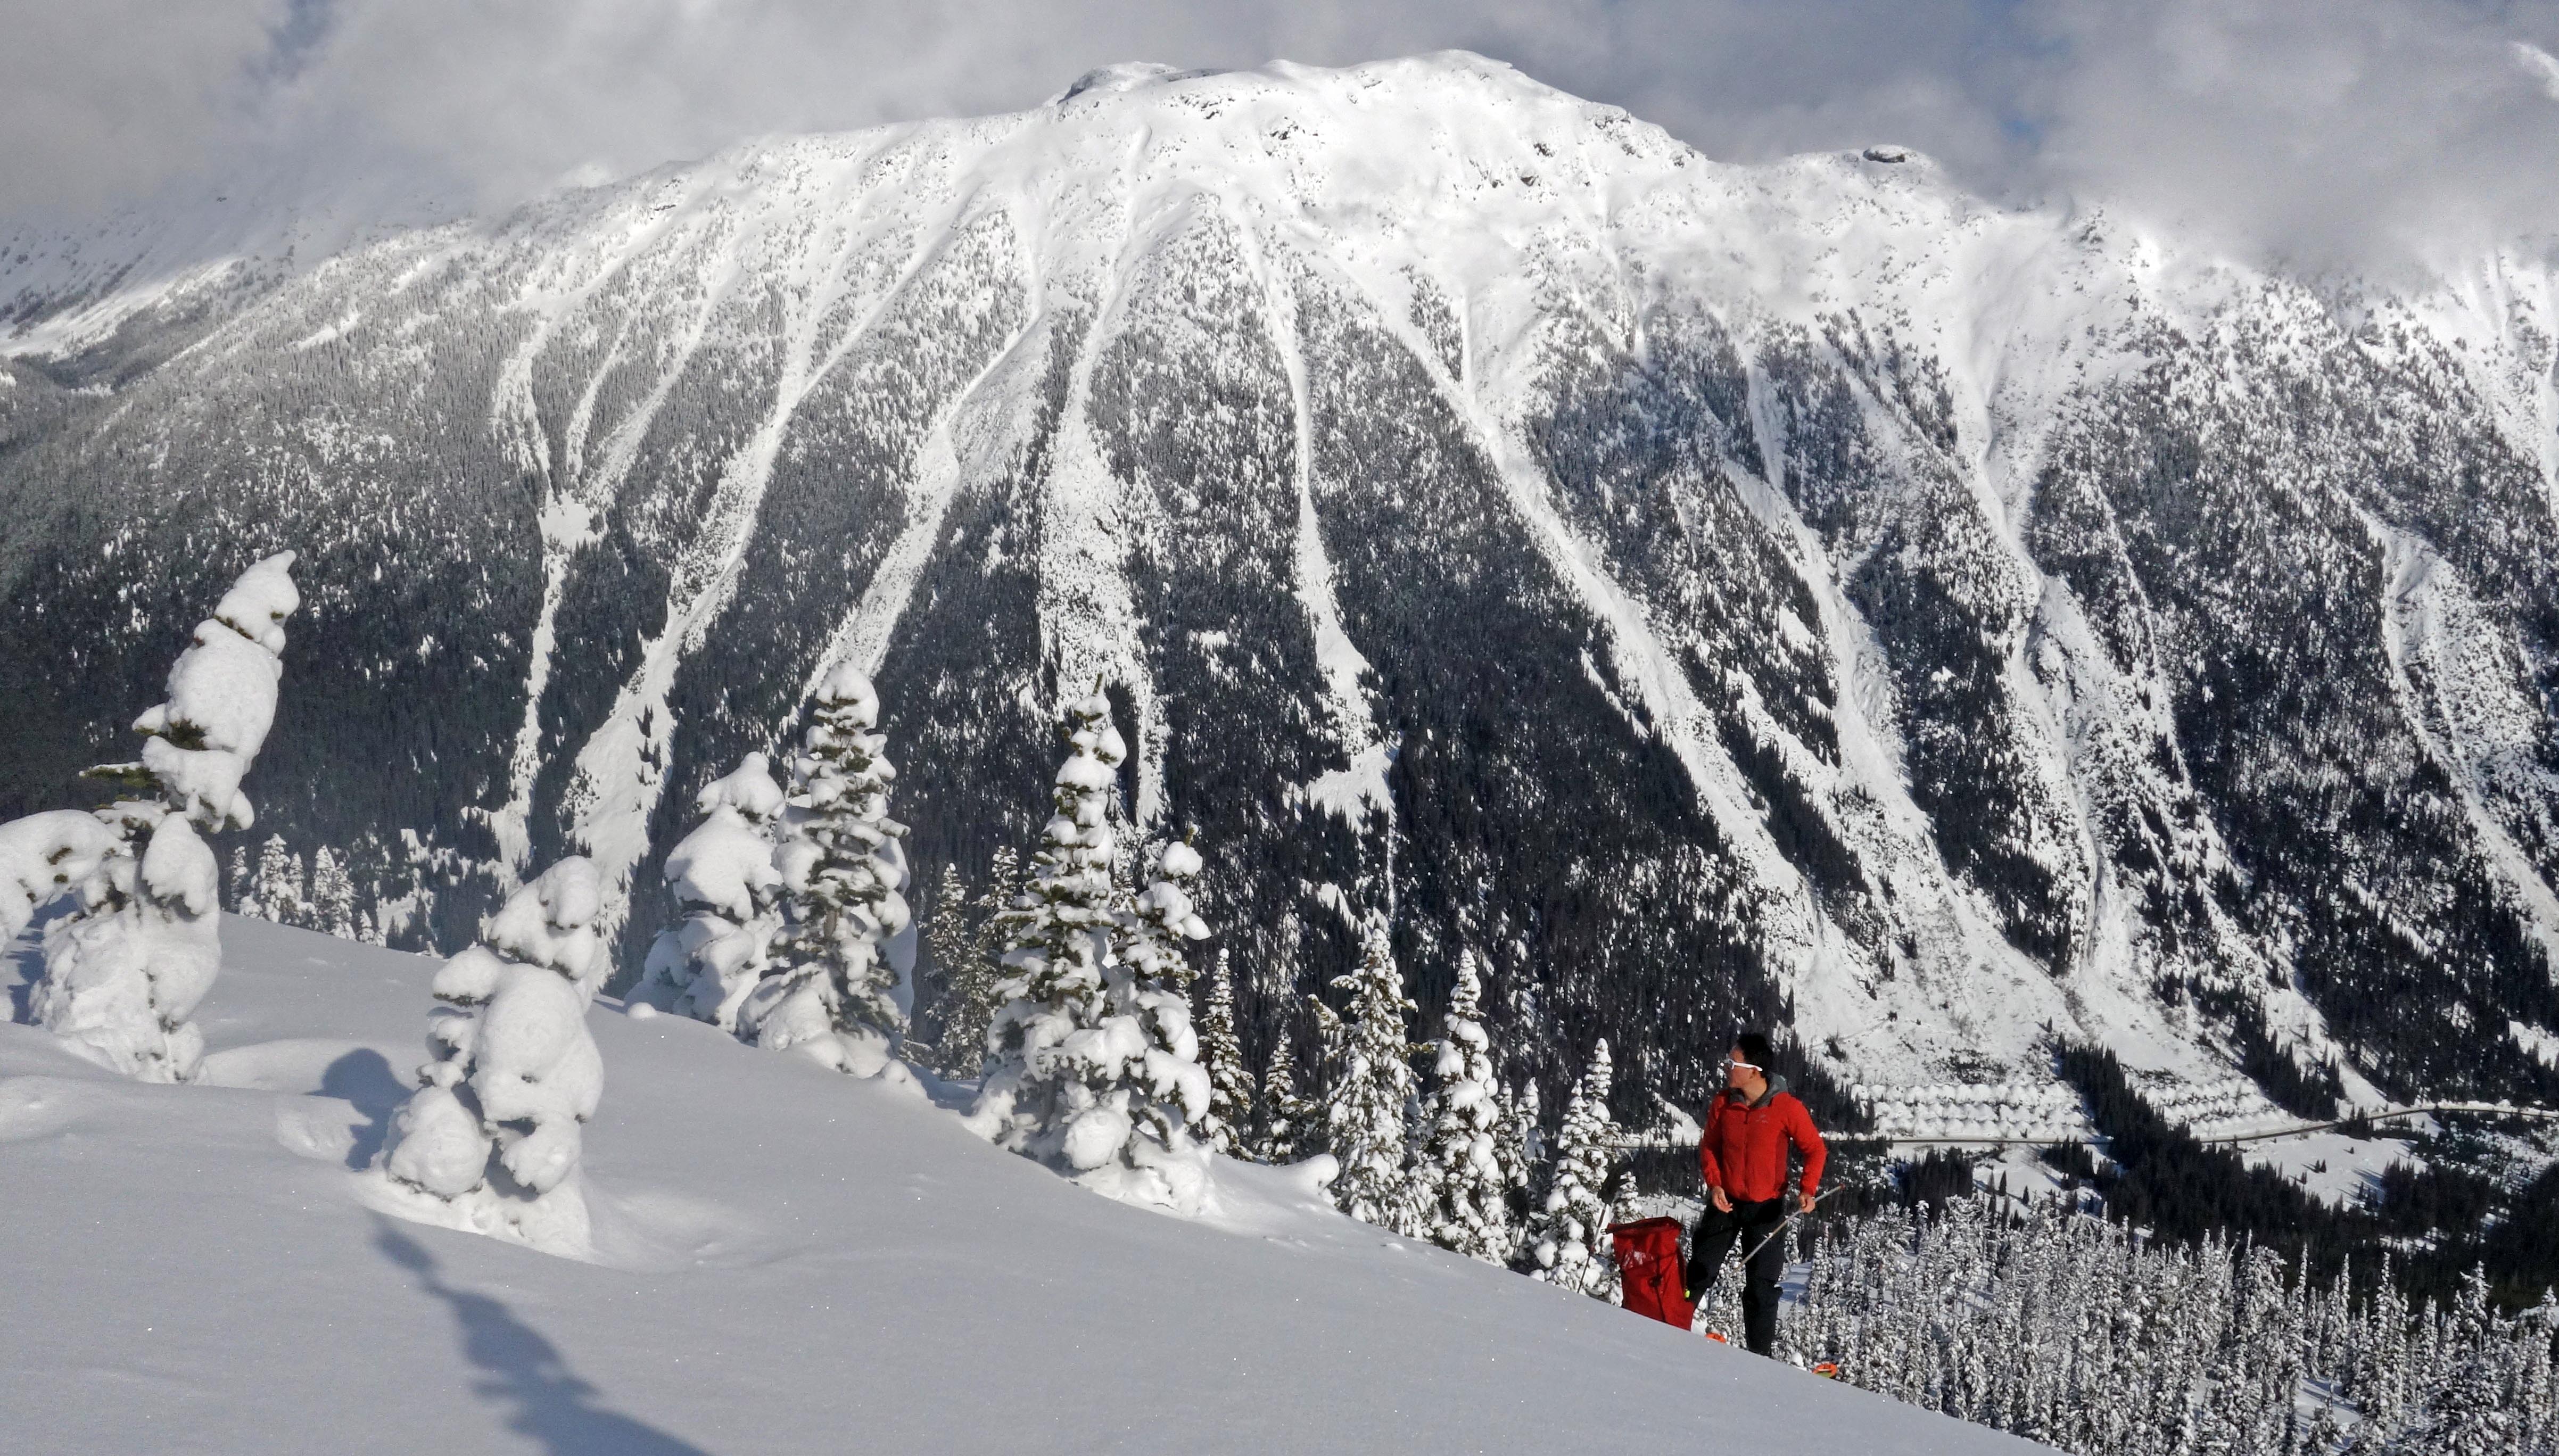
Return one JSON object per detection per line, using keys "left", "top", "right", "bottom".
{"left": 1725, "top": 1032, "right": 1774, "bottom": 1095}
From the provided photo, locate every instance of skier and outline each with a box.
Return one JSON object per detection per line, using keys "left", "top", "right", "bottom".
{"left": 1686, "top": 1032, "right": 1826, "bottom": 1356}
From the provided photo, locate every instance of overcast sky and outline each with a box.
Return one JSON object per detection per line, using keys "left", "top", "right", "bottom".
{"left": 4, "top": 0, "right": 2555, "bottom": 272}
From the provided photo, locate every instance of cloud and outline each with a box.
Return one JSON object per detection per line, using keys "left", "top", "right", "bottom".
{"left": 0, "top": 0, "right": 286, "bottom": 211}
{"left": 2012, "top": 0, "right": 2559, "bottom": 271}
{"left": 3, "top": 0, "right": 2555, "bottom": 272}
{"left": 2517, "top": 40, "right": 2559, "bottom": 101}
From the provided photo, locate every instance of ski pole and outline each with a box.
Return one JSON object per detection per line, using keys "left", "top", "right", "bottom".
{"left": 1738, "top": 1185, "right": 1838, "bottom": 1266}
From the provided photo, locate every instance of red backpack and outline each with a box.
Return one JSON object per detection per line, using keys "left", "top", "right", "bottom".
{"left": 1607, "top": 1218, "right": 1695, "bottom": 1329}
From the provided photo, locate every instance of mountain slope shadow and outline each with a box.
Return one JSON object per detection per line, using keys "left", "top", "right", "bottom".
{"left": 372, "top": 1219, "right": 714, "bottom": 1455}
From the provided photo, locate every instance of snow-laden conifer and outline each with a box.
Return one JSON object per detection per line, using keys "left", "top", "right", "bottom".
{"left": 249, "top": 833, "right": 300, "bottom": 922}
{"left": 5, "top": 553, "right": 300, "bottom": 1081}
{"left": 968, "top": 695, "right": 1215, "bottom": 1213}
{"left": 740, "top": 667, "right": 913, "bottom": 1077}
{"left": 1418, "top": 950, "right": 1510, "bottom": 1263}
{"left": 1193, "top": 948, "right": 1252, "bottom": 1156}
{"left": 377, "top": 857, "right": 608, "bottom": 1247}
{"left": 920, "top": 862, "right": 976, "bottom": 1074}
{"left": 1495, "top": 1077, "right": 1540, "bottom": 1229}
{"left": 1319, "top": 921, "right": 1421, "bottom": 1232}
{"left": 638, "top": 752, "right": 786, "bottom": 1031}
{"left": 0, "top": 813, "right": 123, "bottom": 945}
{"left": 931, "top": 847, "right": 1018, "bottom": 1078}
{"left": 1525, "top": 1039, "right": 1620, "bottom": 1298}
{"left": 311, "top": 847, "right": 358, "bottom": 939}
{"left": 1258, "top": 1035, "right": 1304, "bottom": 1163}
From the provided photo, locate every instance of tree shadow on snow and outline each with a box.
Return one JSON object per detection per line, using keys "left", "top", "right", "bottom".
{"left": 322, "top": 1048, "right": 407, "bottom": 1169}
{"left": 372, "top": 1219, "right": 714, "bottom": 1455}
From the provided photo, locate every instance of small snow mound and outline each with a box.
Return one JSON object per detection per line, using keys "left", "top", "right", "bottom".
{"left": 357, "top": 1161, "right": 597, "bottom": 1259}
{"left": 626, "top": 1001, "right": 658, "bottom": 1021}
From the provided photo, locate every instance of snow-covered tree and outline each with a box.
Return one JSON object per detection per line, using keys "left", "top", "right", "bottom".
{"left": 740, "top": 667, "right": 913, "bottom": 1077}
{"left": 310, "top": 846, "right": 358, "bottom": 940}
{"left": 969, "top": 694, "right": 1215, "bottom": 1213}
{"left": 1117, "top": 839, "right": 1209, "bottom": 990}
{"left": 1418, "top": 950, "right": 1510, "bottom": 1263}
{"left": 930, "top": 847, "right": 1018, "bottom": 1079}
{"left": 1258, "top": 1035, "right": 1305, "bottom": 1163}
{"left": 5, "top": 553, "right": 301, "bottom": 1082}
{"left": 1193, "top": 949, "right": 1252, "bottom": 1156}
{"left": 227, "top": 845, "right": 250, "bottom": 914}
{"left": 0, "top": 813, "right": 121, "bottom": 946}
{"left": 377, "top": 857, "right": 608, "bottom": 1245}
{"left": 1107, "top": 834, "right": 1215, "bottom": 1139}
{"left": 638, "top": 753, "right": 786, "bottom": 1031}
{"left": 920, "top": 863, "right": 978, "bottom": 1075}
{"left": 2402, "top": 1270, "right": 2520, "bottom": 1456}
{"left": 1524, "top": 1039, "right": 1620, "bottom": 1298}
{"left": 1319, "top": 920, "right": 1421, "bottom": 1232}
{"left": 249, "top": 833, "right": 301, "bottom": 923}
{"left": 1495, "top": 1077, "right": 1540, "bottom": 1229}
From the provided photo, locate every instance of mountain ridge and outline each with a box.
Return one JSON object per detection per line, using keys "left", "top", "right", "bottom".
{"left": 4, "top": 52, "right": 2556, "bottom": 1123}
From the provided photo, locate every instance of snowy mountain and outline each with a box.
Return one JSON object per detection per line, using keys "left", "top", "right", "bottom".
{"left": 0, "top": 915, "right": 2047, "bottom": 1454}
{"left": 4, "top": 53, "right": 2557, "bottom": 1119}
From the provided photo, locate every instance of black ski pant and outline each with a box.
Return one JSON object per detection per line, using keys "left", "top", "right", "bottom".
{"left": 1686, "top": 1196, "right": 1787, "bottom": 1355}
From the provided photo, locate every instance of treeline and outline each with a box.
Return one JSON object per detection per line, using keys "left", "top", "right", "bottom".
{"left": 2054, "top": 1042, "right": 2556, "bottom": 1312}
{"left": 1753, "top": 1194, "right": 2558, "bottom": 1456}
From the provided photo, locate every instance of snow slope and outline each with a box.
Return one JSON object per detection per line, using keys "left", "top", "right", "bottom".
{"left": 1, "top": 916, "right": 2037, "bottom": 1455}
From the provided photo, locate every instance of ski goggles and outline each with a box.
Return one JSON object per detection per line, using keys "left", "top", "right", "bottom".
{"left": 1722, "top": 1057, "right": 1762, "bottom": 1072}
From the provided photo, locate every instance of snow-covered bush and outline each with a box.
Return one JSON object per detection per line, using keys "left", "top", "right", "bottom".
{"left": 1525, "top": 1040, "right": 1619, "bottom": 1298}
{"left": 1193, "top": 948, "right": 1252, "bottom": 1156}
{"left": 739, "top": 667, "right": 913, "bottom": 1078}
{"left": 1320, "top": 921, "right": 1420, "bottom": 1232}
{"left": 377, "top": 857, "right": 609, "bottom": 1246}
{"left": 638, "top": 752, "right": 786, "bottom": 1031}
{"left": 1418, "top": 950, "right": 1510, "bottom": 1263}
{"left": 3, "top": 552, "right": 300, "bottom": 1082}
{"left": 968, "top": 694, "right": 1217, "bottom": 1213}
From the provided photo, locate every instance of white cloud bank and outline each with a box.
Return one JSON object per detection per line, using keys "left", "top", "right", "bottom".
{"left": 3, "top": 0, "right": 2555, "bottom": 272}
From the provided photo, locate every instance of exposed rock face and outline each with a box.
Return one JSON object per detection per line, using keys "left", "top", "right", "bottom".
{"left": 6, "top": 54, "right": 2556, "bottom": 1112}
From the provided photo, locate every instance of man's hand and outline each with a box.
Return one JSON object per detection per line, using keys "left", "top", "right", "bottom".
{"left": 1711, "top": 1186, "right": 1732, "bottom": 1213}
{"left": 1799, "top": 1191, "right": 1818, "bottom": 1215}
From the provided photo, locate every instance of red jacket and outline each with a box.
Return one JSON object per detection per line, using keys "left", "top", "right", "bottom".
{"left": 1699, "top": 1081, "right": 1826, "bottom": 1203}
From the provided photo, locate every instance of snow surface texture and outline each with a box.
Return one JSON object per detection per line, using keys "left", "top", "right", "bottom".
{"left": 5, "top": 56, "right": 2558, "bottom": 1114}
{"left": 375, "top": 858, "right": 611, "bottom": 1250}
{"left": 10, "top": 551, "right": 300, "bottom": 1082}
{"left": 1, "top": 916, "right": 2058, "bottom": 1455}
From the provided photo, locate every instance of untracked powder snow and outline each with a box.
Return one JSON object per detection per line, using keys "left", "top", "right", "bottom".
{"left": 1, "top": 914, "right": 2046, "bottom": 1455}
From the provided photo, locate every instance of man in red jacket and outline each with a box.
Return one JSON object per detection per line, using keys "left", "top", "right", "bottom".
{"left": 1687, "top": 1031, "right": 1826, "bottom": 1355}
